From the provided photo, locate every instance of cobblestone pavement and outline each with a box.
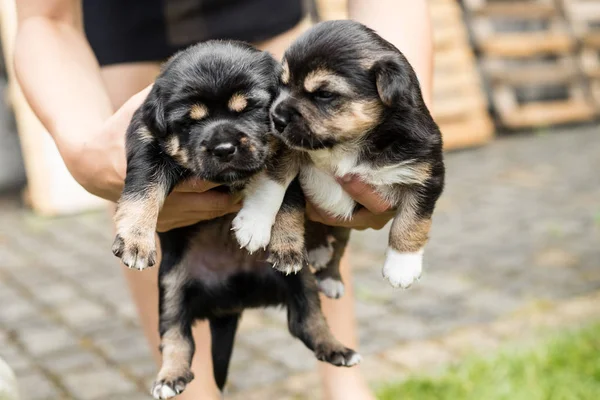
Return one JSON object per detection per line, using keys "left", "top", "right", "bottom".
{"left": 0, "top": 124, "right": 599, "bottom": 399}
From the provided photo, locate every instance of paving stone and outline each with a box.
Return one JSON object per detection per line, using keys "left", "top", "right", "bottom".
{"left": 34, "top": 282, "right": 80, "bottom": 306}
{"left": 38, "top": 348, "right": 107, "bottom": 374}
{"left": 262, "top": 339, "right": 316, "bottom": 372}
{"left": 358, "top": 327, "right": 402, "bottom": 355}
{"left": 95, "top": 333, "right": 152, "bottom": 364}
{"left": 56, "top": 299, "right": 110, "bottom": 330}
{"left": 0, "top": 296, "right": 39, "bottom": 326}
{"left": 125, "top": 356, "right": 157, "bottom": 381}
{"left": 18, "top": 326, "right": 77, "bottom": 357}
{"left": 441, "top": 328, "right": 501, "bottom": 356}
{"left": 383, "top": 341, "right": 454, "bottom": 371}
{"left": 229, "top": 343, "right": 254, "bottom": 367}
{"left": 228, "top": 358, "right": 287, "bottom": 391}
{"left": 237, "top": 326, "right": 292, "bottom": 350}
{"left": 62, "top": 368, "right": 137, "bottom": 400}
{"left": 17, "top": 370, "right": 62, "bottom": 400}
{"left": 0, "top": 343, "right": 34, "bottom": 374}
{"left": 368, "top": 315, "right": 431, "bottom": 342}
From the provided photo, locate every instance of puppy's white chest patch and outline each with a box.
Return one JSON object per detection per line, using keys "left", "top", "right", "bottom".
{"left": 300, "top": 164, "right": 356, "bottom": 220}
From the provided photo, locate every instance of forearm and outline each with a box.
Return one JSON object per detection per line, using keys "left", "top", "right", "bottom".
{"left": 348, "top": 0, "right": 433, "bottom": 108}
{"left": 13, "top": 12, "right": 116, "bottom": 195}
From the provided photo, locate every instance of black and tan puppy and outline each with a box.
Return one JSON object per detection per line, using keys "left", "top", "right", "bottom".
{"left": 233, "top": 20, "right": 445, "bottom": 296}
{"left": 111, "top": 40, "right": 360, "bottom": 399}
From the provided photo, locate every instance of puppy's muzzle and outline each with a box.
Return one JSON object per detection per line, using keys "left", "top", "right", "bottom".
{"left": 271, "top": 102, "right": 299, "bottom": 133}
{"left": 203, "top": 123, "right": 243, "bottom": 162}
{"left": 209, "top": 143, "right": 236, "bottom": 161}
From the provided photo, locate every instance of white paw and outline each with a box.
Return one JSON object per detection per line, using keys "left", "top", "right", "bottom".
{"left": 308, "top": 244, "right": 334, "bottom": 271}
{"left": 346, "top": 352, "right": 363, "bottom": 367}
{"left": 231, "top": 210, "right": 273, "bottom": 254}
{"left": 382, "top": 248, "right": 423, "bottom": 289}
{"left": 317, "top": 277, "right": 345, "bottom": 299}
{"left": 151, "top": 382, "right": 178, "bottom": 399}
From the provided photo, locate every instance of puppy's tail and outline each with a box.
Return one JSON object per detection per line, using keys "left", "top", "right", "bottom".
{"left": 210, "top": 313, "right": 241, "bottom": 392}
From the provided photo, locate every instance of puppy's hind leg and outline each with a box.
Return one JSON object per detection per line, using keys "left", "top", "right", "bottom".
{"left": 152, "top": 265, "right": 195, "bottom": 399}
{"left": 312, "top": 225, "right": 351, "bottom": 299}
{"left": 285, "top": 267, "right": 361, "bottom": 367}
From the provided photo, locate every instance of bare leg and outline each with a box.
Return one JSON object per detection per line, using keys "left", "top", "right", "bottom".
{"left": 319, "top": 250, "right": 375, "bottom": 400}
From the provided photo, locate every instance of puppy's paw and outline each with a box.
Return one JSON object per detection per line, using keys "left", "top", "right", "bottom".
{"left": 307, "top": 238, "right": 335, "bottom": 271}
{"left": 232, "top": 210, "right": 273, "bottom": 254}
{"left": 382, "top": 248, "right": 423, "bottom": 289}
{"left": 112, "top": 233, "right": 156, "bottom": 271}
{"left": 151, "top": 369, "right": 194, "bottom": 399}
{"left": 267, "top": 249, "right": 306, "bottom": 275}
{"left": 315, "top": 343, "right": 362, "bottom": 367}
{"left": 317, "top": 277, "right": 345, "bottom": 299}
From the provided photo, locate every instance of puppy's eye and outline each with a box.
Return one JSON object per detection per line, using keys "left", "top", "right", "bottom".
{"left": 313, "top": 90, "right": 336, "bottom": 101}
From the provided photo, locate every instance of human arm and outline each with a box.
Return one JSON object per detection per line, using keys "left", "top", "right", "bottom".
{"left": 13, "top": 0, "right": 239, "bottom": 230}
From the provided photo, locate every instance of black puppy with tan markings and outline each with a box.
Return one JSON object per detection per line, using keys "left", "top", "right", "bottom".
{"left": 233, "top": 20, "right": 445, "bottom": 297}
{"left": 111, "top": 40, "right": 360, "bottom": 399}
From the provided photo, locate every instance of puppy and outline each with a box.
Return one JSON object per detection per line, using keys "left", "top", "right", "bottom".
{"left": 233, "top": 20, "right": 445, "bottom": 295}
{"left": 111, "top": 40, "right": 360, "bottom": 399}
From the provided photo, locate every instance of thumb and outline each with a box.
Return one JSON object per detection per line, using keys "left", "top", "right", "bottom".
{"left": 337, "top": 175, "right": 392, "bottom": 214}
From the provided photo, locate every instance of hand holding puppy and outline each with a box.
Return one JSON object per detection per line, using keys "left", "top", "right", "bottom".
{"left": 306, "top": 175, "right": 395, "bottom": 231}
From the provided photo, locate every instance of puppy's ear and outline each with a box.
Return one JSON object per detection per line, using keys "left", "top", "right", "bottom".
{"left": 260, "top": 51, "right": 284, "bottom": 97}
{"left": 371, "top": 56, "right": 418, "bottom": 108}
{"left": 141, "top": 85, "right": 168, "bottom": 137}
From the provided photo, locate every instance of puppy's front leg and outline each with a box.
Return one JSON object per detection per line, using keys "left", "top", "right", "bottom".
{"left": 383, "top": 177, "right": 443, "bottom": 288}
{"left": 232, "top": 145, "right": 300, "bottom": 253}
{"left": 112, "top": 122, "right": 180, "bottom": 270}
{"left": 267, "top": 178, "right": 307, "bottom": 274}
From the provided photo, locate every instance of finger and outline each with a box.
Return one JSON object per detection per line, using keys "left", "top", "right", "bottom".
{"left": 337, "top": 175, "right": 393, "bottom": 214}
{"left": 174, "top": 178, "right": 221, "bottom": 193}
{"left": 305, "top": 202, "right": 326, "bottom": 224}
{"left": 156, "top": 202, "right": 242, "bottom": 232}
{"left": 349, "top": 208, "right": 394, "bottom": 230}
{"left": 164, "top": 191, "right": 237, "bottom": 212}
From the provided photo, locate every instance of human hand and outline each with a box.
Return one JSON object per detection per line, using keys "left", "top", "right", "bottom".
{"left": 306, "top": 175, "right": 395, "bottom": 230}
{"left": 71, "top": 85, "right": 241, "bottom": 231}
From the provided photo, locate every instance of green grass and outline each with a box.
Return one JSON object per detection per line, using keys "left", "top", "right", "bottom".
{"left": 377, "top": 321, "right": 600, "bottom": 400}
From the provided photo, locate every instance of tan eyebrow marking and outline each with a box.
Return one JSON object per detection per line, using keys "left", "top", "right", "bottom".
{"left": 303, "top": 68, "right": 352, "bottom": 94}
{"left": 189, "top": 104, "right": 208, "bottom": 120}
{"left": 228, "top": 93, "right": 248, "bottom": 112}
{"left": 282, "top": 60, "right": 290, "bottom": 84}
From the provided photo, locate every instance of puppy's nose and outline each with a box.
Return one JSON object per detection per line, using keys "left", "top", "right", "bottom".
{"left": 272, "top": 104, "right": 292, "bottom": 133}
{"left": 210, "top": 143, "right": 237, "bottom": 160}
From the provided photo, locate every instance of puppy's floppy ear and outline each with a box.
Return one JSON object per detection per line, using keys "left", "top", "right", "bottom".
{"left": 371, "top": 56, "right": 418, "bottom": 108}
{"left": 141, "top": 85, "right": 168, "bottom": 137}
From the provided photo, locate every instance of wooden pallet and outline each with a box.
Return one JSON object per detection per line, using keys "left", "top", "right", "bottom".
{"left": 464, "top": 0, "right": 597, "bottom": 128}
{"left": 562, "top": 0, "right": 600, "bottom": 107}
{"left": 430, "top": 0, "right": 494, "bottom": 149}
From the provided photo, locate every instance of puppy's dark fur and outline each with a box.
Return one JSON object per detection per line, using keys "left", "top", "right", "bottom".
{"left": 111, "top": 40, "right": 359, "bottom": 399}
{"left": 234, "top": 20, "right": 445, "bottom": 295}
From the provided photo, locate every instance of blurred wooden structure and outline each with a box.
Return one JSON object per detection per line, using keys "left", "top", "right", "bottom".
{"left": 463, "top": 0, "right": 597, "bottom": 128}
{"left": 429, "top": 0, "right": 494, "bottom": 149}
{"left": 315, "top": 0, "right": 494, "bottom": 150}
{"left": 562, "top": 0, "right": 600, "bottom": 107}
{"left": 0, "top": 0, "right": 107, "bottom": 216}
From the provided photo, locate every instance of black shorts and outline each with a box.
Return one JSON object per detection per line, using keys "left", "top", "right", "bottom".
{"left": 83, "top": 0, "right": 307, "bottom": 66}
